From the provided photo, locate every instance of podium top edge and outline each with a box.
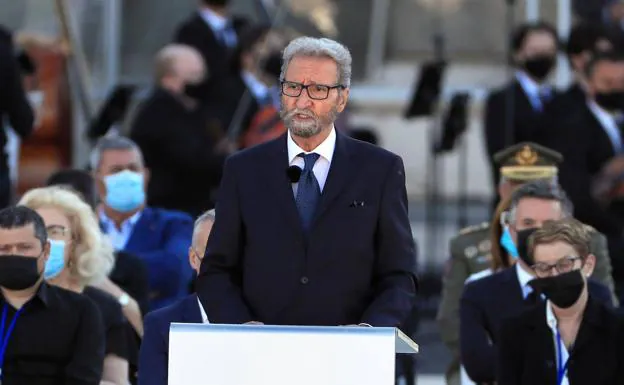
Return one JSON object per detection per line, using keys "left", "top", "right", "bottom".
{"left": 170, "top": 323, "right": 398, "bottom": 335}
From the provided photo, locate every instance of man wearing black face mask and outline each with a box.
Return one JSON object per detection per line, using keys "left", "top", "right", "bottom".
{"left": 498, "top": 218, "right": 622, "bottom": 385}
{"left": 484, "top": 21, "right": 559, "bottom": 213}
{"left": 0, "top": 205, "right": 105, "bottom": 384}
{"left": 547, "top": 51, "right": 624, "bottom": 299}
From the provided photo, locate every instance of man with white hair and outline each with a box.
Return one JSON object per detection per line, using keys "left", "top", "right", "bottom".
{"left": 138, "top": 209, "right": 215, "bottom": 385}
{"left": 197, "top": 37, "right": 418, "bottom": 327}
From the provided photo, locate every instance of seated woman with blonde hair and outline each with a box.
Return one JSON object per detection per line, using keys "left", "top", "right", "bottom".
{"left": 19, "top": 186, "right": 129, "bottom": 385}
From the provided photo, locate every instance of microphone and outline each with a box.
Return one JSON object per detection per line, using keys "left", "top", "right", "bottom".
{"left": 286, "top": 165, "right": 302, "bottom": 183}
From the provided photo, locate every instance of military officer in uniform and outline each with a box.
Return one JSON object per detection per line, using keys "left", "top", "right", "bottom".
{"left": 437, "top": 142, "right": 616, "bottom": 385}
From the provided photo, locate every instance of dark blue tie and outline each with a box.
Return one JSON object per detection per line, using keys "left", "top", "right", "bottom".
{"left": 295, "top": 152, "right": 321, "bottom": 233}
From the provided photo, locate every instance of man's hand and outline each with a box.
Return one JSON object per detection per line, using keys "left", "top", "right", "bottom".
{"left": 216, "top": 138, "right": 238, "bottom": 155}
{"left": 243, "top": 321, "right": 264, "bottom": 325}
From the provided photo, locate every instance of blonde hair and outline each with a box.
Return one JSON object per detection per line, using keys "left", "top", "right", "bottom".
{"left": 528, "top": 218, "right": 591, "bottom": 262}
{"left": 18, "top": 186, "right": 114, "bottom": 285}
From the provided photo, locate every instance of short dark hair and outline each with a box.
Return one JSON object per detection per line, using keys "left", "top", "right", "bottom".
{"left": 0, "top": 206, "right": 47, "bottom": 247}
{"left": 565, "top": 22, "right": 611, "bottom": 58}
{"left": 584, "top": 50, "right": 624, "bottom": 78}
{"left": 511, "top": 21, "right": 559, "bottom": 53}
{"left": 509, "top": 180, "right": 573, "bottom": 223}
{"left": 46, "top": 169, "right": 97, "bottom": 210}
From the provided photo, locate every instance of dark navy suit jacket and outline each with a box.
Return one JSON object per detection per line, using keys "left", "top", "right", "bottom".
{"left": 121, "top": 206, "right": 194, "bottom": 310}
{"left": 460, "top": 266, "right": 612, "bottom": 384}
{"left": 138, "top": 294, "right": 202, "bottom": 385}
{"left": 197, "top": 132, "right": 417, "bottom": 327}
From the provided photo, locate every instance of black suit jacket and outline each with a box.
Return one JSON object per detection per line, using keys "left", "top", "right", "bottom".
{"left": 497, "top": 295, "right": 624, "bottom": 385}
{"left": 173, "top": 12, "right": 249, "bottom": 106}
{"left": 483, "top": 80, "right": 556, "bottom": 188}
{"left": 197, "top": 132, "right": 417, "bottom": 326}
{"left": 460, "top": 266, "right": 612, "bottom": 383}
{"left": 544, "top": 102, "right": 623, "bottom": 237}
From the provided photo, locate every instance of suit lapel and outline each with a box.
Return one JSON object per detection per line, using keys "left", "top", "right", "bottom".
{"left": 125, "top": 207, "right": 152, "bottom": 250}
{"left": 266, "top": 134, "right": 306, "bottom": 241}
{"left": 312, "top": 133, "right": 354, "bottom": 227}
{"left": 181, "top": 294, "right": 203, "bottom": 324}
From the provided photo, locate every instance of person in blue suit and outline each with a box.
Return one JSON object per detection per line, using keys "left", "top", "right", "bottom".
{"left": 459, "top": 181, "right": 613, "bottom": 385}
{"left": 91, "top": 135, "right": 194, "bottom": 311}
{"left": 137, "top": 209, "right": 214, "bottom": 385}
{"left": 197, "top": 36, "right": 418, "bottom": 327}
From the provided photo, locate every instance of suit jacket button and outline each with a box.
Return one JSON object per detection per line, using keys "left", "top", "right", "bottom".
{"left": 300, "top": 276, "right": 309, "bottom": 284}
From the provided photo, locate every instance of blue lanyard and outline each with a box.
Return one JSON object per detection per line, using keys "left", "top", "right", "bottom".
{"left": 555, "top": 330, "right": 569, "bottom": 385}
{"left": 0, "top": 304, "right": 23, "bottom": 378}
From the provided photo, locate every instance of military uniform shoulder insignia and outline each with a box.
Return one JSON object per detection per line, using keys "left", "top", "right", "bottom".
{"left": 458, "top": 222, "right": 489, "bottom": 235}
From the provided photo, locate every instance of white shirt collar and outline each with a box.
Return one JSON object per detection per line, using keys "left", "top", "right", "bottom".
{"left": 241, "top": 71, "right": 269, "bottom": 101}
{"left": 588, "top": 99, "right": 617, "bottom": 125}
{"left": 515, "top": 71, "right": 548, "bottom": 96}
{"left": 515, "top": 262, "right": 535, "bottom": 298}
{"left": 546, "top": 300, "right": 558, "bottom": 330}
{"left": 99, "top": 209, "right": 142, "bottom": 230}
{"left": 196, "top": 297, "right": 210, "bottom": 323}
{"left": 287, "top": 127, "right": 336, "bottom": 165}
{"left": 199, "top": 7, "right": 228, "bottom": 31}
{"left": 587, "top": 100, "right": 623, "bottom": 152}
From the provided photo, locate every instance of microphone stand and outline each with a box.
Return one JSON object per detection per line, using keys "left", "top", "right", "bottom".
{"left": 424, "top": 11, "right": 446, "bottom": 275}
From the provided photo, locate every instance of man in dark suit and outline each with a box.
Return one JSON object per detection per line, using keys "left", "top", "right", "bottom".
{"left": 483, "top": 21, "right": 559, "bottom": 211}
{"left": 197, "top": 36, "right": 417, "bottom": 327}
{"left": 90, "top": 135, "right": 195, "bottom": 311}
{"left": 545, "top": 51, "right": 624, "bottom": 296}
{"left": 459, "top": 181, "right": 613, "bottom": 384}
{"left": 130, "top": 44, "right": 234, "bottom": 217}
{"left": 0, "top": 25, "right": 34, "bottom": 208}
{"left": 138, "top": 209, "right": 214, "bottom": 385}
{"left": 173, "top": 0, "right": 249, "bottom": 106}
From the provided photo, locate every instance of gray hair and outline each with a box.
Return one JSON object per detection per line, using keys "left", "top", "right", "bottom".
{"left": 192, "top": 209, "right": 215, "bottom": 247}
{"left": 280, "top": 37, "right": 352, "bottom": 88}
{"left": 508, "top": 180, "right": 573, "bottom": 224}
{"left": 89, "top": 135, "right": 144, "bottom": 171}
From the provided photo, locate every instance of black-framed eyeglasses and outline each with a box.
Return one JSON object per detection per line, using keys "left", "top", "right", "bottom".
{"left": 531, "top": 256, "right": 583, "bottom": 278}
{"left": 281, "top": 81, "right": 345, "bottom": 100}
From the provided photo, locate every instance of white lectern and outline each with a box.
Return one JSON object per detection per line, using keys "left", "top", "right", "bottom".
{"left": 168, "top": 323, "right": 419, "bottom": 385}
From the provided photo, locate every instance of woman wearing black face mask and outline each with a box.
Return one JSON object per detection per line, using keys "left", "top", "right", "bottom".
{"left": 497, "top": 218, "right": 624, "bottom": 385}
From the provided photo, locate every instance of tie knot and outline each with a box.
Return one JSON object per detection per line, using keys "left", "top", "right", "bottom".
{"left": 299, "top": 152, "right": 320, "bottom": 171}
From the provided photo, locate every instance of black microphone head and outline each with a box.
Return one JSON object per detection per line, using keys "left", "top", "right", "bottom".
{"left": 286, "top": 165, "right": 302, "bottom": 183}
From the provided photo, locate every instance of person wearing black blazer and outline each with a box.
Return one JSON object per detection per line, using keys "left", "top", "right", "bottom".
{"left": 197, "top": 36, "right": 417, "bottom": 327}
{"left": 497, "top": 218, "right": 624, "bottom": 385}
{"left": 483, "top": 21, "right": 559, "bottom": 212}
{"left": 173, "top": 0, "right": 249, "bottom": 107}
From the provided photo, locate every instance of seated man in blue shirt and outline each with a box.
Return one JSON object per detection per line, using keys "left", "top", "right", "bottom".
{"left": 91, "top": 135, "right": 194, "bottom": 310}
{"left": 138, "top": 209, "right": 214, "bottom": 385}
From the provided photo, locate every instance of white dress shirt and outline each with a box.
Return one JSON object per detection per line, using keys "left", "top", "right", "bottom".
{"left": 241, "top": 71, "right": 270, "bottom": 104}
{"left": 546, "top": 301, "right": 570, "bottom": 385}
{"left": 199, "top": 8, "right": 237, "bottom": 48}
{"left": 516, "top": 71, "right": 551, "bottom": 111}
{"left": 99, "top": 210, "right": 142, "bottom": 251}
{"left": 587, "top": 100, "right": 623, "bottom": 153}
{"left": 196, "top": 297, "right": 210, "bottom": 323}
{"left": 515, "top": 262, "right": 536, "bottom": 299}
{"left": 287, "top": 127, "right": 336, "bottom": 196}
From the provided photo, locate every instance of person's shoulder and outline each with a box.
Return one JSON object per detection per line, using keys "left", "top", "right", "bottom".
{"left": 144, "top": 296, "right": 188, "bottom": 326}
{"left": 465, "top": 268, "right": 494, "bottom": 284}
{"left": 144, "top": 206, "right": 193, "bottom": 224}
{"left": 450, "top": 222, "right": 491, "bottom": 258}
{"left": 48, "top": 284, "right": 100, "bottom": 313}
{"left": 345, "top": 134, "right": 397, "bottom": 161}
{"left": 226, "top": 135, "right": 285, "bottom": 166}
{"left": 464, "top": 265, "right": 506, "bottom": 293}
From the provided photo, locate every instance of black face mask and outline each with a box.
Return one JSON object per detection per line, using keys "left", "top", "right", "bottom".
{"left": 516, "top": 227, "right": 539, "bottom": 266}
{"left": 522, "top": 55, "right": 556, "bottom": 81}
{"left": 0, "top": 255, "right": 41, "bottom": 290}
{"left": 204, "top": 0, "right": 230, "bottom": 6}
{"left": 528, "top": 269, "right": 585, "bottom": 308}
{"left": 594, "top": 91, "right": 624, "bottom": 112}
{"left": 263, "top": 51, "right": 283, "bottom": 80}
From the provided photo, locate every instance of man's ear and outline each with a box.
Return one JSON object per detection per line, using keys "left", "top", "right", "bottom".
{"left": 336, "top": 88, "right": 349, "bottom": 113}
{"left": 42, "top": 240, "right": 51, "bottom": 263}
{"left": 142, "top": 167, "right": 151, "bottom": 188}
{"left": 582, "top": 254, "right": 596, "bottom": 277}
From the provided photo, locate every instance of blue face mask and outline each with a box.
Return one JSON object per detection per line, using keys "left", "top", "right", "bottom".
{"left": 500, "top": 226, "right": 519, "bottom": 259}
{"left": 44, "top": 239, "right": 66, "bottom": 280}
{"left": 104, "top": 170, "right": 145, "bottom": 213}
